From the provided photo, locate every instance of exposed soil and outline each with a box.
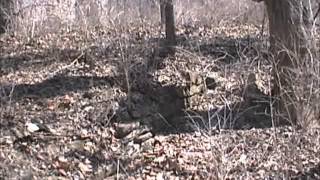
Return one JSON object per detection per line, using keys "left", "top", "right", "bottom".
{"left": 0, "top": 24, "right": 320, "bottom": 179}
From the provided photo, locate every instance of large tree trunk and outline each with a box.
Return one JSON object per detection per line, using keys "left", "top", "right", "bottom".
{"left": 264, "top": 0, "right": 316, "bottom": 125}
{"left": 0, "top": 0, "right": 11, "bottom": 34}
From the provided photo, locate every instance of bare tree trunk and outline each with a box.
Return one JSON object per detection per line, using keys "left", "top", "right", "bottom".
{"left": 263, "top": 0, "right": 316, "bottom": 125}
{"left": 0, "top": 0, "right": 11, "bottom": 34}
{"left": 160, "top": 0, "right": 166, "bottom": 27}
{"left": 165, "top": 0, "right": 176, "bottom": 46}
{"left": 160, "top": 0, "right": 176, "bottom": 46}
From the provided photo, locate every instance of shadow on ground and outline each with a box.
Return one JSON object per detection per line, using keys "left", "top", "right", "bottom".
{"left": 1, "top": 74, "right": 114, "bottom": 101}
{"left": 292, "top": 162, "right": 320, "bottom": 180}
{"left": 0, "top": 47, "right": 85, "bottom": 75}
{"left": 0, "top": 30, "right": 276, "bottom": 136}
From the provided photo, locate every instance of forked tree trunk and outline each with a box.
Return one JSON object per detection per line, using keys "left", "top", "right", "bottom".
{"left": 263, "top": 0, "right": 316, "bottom": 125}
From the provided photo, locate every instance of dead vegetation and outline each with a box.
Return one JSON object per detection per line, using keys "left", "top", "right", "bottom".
{"left": 0, "top": 0, "right": 320, "bottom": 179}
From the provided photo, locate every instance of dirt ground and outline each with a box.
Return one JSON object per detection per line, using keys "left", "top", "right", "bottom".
{"left": 0, "top": 24, "right": 320, "bottom": 179}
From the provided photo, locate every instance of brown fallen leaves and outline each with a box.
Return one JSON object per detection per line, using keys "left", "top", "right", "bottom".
{"left": 0, "top": 23, "right": 319, "bottom": 180}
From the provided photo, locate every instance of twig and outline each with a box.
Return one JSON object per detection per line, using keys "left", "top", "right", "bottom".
{"left": 314, "top": 3, "right": 320, "bottom": 21}
{"left": 48, "top": 52, "right": 84, "bottom": 78}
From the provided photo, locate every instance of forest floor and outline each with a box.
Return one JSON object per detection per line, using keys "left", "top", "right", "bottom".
{"left": 0, "top": 23, "right": 320, "bottom": 179}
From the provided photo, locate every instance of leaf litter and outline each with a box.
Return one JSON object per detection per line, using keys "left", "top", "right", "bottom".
{"left": 0, "top": 23, "right": 320, "bottom": 179}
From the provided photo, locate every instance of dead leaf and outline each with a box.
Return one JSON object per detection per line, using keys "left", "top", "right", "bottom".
{"left": 26, "top": 122, "right": 40, "bottom": 133}
{"left": 78, "top": 162, "right": 92, "bottom": 174}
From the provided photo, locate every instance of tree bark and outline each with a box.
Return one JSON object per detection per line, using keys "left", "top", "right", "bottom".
{"left": 263, "top": 0, "right": 316, "bottom": 125}
{"left": 164, "top": 0, "right": 176, "bottom": 46}
{"left": 0, "top": 0, "right": 11, "bottom": 34}
{"left": 160, "top": 0, "right": 176, "bottom": 46}
{"left": 160, "top": 0, "right": 166, "bottom": 27}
